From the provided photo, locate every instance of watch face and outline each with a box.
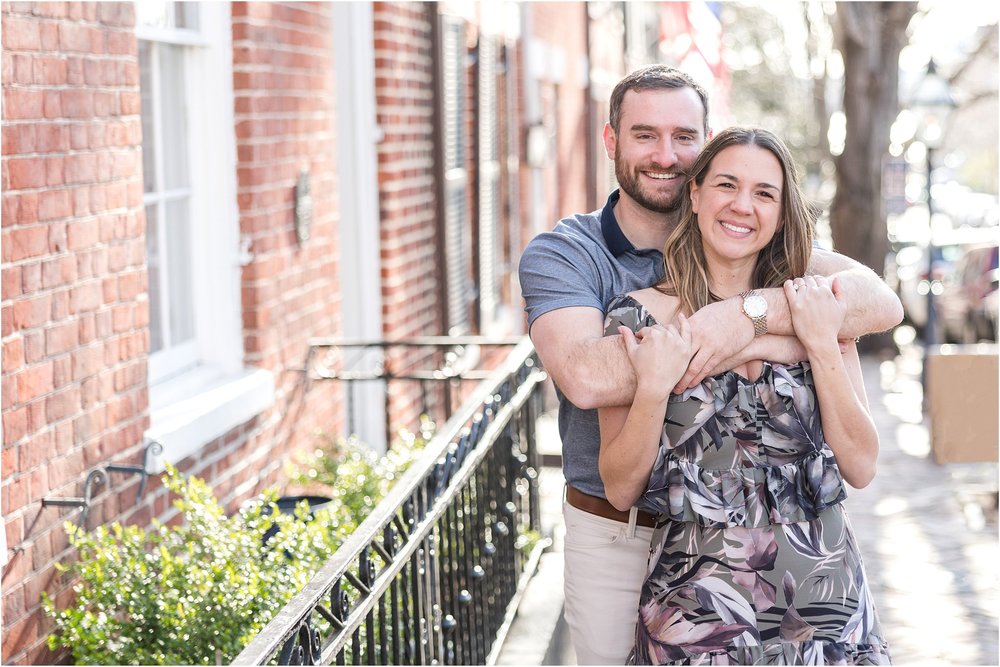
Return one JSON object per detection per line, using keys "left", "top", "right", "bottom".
{"left": 744, "top": 294, "right": 767, "bottom": 318}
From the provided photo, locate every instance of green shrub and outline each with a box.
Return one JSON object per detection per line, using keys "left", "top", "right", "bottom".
{"left": 286, "top": 419, "right": 432, "bottom": 516}
{"left": 43, "top": 428, "right": 429, "bottom": 666}
{"left": 43, "top": 465, "right": 354, "bottom": 665}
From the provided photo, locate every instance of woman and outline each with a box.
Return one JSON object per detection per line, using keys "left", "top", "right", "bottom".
{"left": 598, "top": 127, "right": 890, "bottom": 665}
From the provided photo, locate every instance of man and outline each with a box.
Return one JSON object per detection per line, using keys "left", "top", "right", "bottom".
{"left": 518, "top": 65, "right": 903, "bottom": 665}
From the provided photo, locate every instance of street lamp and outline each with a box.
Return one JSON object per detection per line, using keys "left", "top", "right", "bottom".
{"left": 909, "top": 59, "right": 955, "bottom": 348}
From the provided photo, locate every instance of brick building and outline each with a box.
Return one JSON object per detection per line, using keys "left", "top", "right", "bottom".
{"left": 1, "top": 2, "right": 721, "bottom": 663}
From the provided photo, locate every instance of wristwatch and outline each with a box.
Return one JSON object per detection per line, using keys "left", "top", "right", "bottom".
{"left": 740, "top": 290, "right": 768, "bottom": 336}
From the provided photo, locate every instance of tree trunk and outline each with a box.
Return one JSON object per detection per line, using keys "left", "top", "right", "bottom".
{"left": 831, "top": 2, "right": 917, "bottom": 354}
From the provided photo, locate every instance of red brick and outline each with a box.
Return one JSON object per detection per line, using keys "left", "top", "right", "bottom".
{"left": 120, "top": 90, "right": 140, "bottom": 115}
{"left": 19, "top": 262, "right": 41, "bottom": 293}
{"left": 3, "top": 336, "right": 24, "bottom": 373}
{"left": 44, "top": 154, "right": 64, "bottom": 186}
{"left": 2, "top": 610, "right": 40, "bottom": 663}
{"left": 23, "top": 330, "right": 46, "bottom": 364}
{"left": 33, "top": 54, "right": 69, "bottom": 85}
{"left": 12, "top": 293, "right": 51, "bottom": 329}
{"left": 2, "top": 407, "right": 27, "bottom": 445}
{"left": 107, "top": 29, "right": 135, "bottom": 56}
{"left": 5, "top": 514, "right": 23, "bottom": 551}
{"left": 42, "top": 88, "right": 63, "bottom": 119}
{"left": 97, "top": 90, "right": 119, "bottom": 117}
{"left": 65, "top": 218, "right": 100, "bottom": 251}
{"left": 58, "top": 21, "right": 93, "bottom": 52}
{"left": 68, "top": 281, "right": 101, "bottom": 313}
{"left": 15, "top": 361, "right": 53, "bottom": 403}
{"left": 10, "top": 226, "right": 49, "bottom": 262}
{"left": 3, "top": 265, "right": 22, "bottom": 299}
{"left": 40, "top": 255, "right": 77, "bottom": 289}
{"left": 2, "top": 123, "right": 35, "bottom": 155}
{"left": 63, "top": 152, "right": 97, "bottom": 183}
{"left": 39, "top": 21, "right": 60, "bottom": 51}
{"left": 2, "top": 88, "right": 44, "bottom": 120}
{"left": 98, "top": 3, "right": 134, "bottom": 27}
{"left": 71, "top": 344, "right": 102, "bottom": 381}
{"left": 5, "top": 474, "right": 30, "bottom": 514}
{"left": 6, "top": 157, "right": 47, "bottom": 189}
{"left": 46, "top": 386, "right": 81, "bottom": 422}
{"left": 36, "top": 189, "right": 72, "bottom": 222}
{"left": 34, "top": 123, "right": 69, "bottom": 152}
{"left": 49, "top": 287, "right": 69, "bottom": 321}
{"left": 45, "top": 321, "right": 78, "bottom": 355}
{"left": 1, "top": 16, "right": 43, "bottom": 51}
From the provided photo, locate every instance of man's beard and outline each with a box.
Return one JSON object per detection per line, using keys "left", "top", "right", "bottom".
{"left": 615, "top": 157, "right": 685, "bottom": 214}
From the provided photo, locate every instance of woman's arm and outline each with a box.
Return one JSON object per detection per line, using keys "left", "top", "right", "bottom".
{"left": 598, "top": 316, "right": 693, "bottom": 511}
{"left": 785, "top": 276, "right": 879, "bottom": 489}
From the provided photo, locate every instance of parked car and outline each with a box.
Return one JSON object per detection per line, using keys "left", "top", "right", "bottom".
{"left": 891, "top": 227, "right": 1000, "bottom": 334}
{"left": 936, "top": 243, "right": 999, "bottom": 343}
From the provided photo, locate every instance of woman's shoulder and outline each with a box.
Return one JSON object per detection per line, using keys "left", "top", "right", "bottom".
{"left": 603, "top": 289, "right": 680, "bottom": 335}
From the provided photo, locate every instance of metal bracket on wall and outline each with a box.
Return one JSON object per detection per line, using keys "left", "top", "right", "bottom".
{"left": 105, "top": 440, "right": 163, "bottom": 503}
{"left": 41, "top": 468, "right": 107, "bottom": 528}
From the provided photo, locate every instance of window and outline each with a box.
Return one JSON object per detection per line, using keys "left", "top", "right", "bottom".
{"left": 137, "top": 2, "right": 273, "bottom": 468}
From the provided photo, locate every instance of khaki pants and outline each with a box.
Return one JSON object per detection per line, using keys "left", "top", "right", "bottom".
{"left": 562, "top": 501, "right": 655, "bottom": 665}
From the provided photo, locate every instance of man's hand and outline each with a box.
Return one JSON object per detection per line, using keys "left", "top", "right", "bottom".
{"left": 808, "top": 249, "right": 903, "bottom": 336}
{"left": 674, "top": 297, "right": 753, "bottom": 391}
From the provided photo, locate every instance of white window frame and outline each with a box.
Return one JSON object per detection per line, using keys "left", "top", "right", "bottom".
{"left": 138, "top": 2, "right": 274, "bottom": 470}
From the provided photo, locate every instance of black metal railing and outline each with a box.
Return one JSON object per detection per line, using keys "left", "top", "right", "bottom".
{"left": 233, "top": 338, "right": 549, "bottom": 665}
{"left": 305, "top": 335, "right": 527, "bottom": 443}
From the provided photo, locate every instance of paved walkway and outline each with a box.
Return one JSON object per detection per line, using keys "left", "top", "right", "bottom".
{"left": 499, "top": 346, "right": 999, "bottom": 665}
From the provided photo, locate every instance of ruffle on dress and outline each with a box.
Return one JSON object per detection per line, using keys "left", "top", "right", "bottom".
{"left": 643, "top": 447, "right": 848, "bottom": 529}
{"left": 643, "top": 360, "right": 847, "bottom": 529}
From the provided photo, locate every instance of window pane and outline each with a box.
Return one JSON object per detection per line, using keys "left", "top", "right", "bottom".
{"left": 145, "top": 204, "right": 163, "bottom": 353}
{"left": 159, "top": 44, "right": 189, "bottom": 191}
{"left": 175, "top": 2, "right": 199, "bottom": 30}
{"left": 136, "top": 1, "right": 170, "bottom": 29}
{"left": 165, "top": 198, "right": 195, "bottom": 345}
{"left": 139, "top": 41, "right": 156, "bottom": 194}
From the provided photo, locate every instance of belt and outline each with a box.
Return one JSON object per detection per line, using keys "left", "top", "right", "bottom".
{"left": 566, "top": 485, "right": 657, "bottom": 528}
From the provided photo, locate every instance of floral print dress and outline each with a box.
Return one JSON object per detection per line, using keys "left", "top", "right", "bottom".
{"left": 605, "top": 295, "right": 891, "bottom": 666}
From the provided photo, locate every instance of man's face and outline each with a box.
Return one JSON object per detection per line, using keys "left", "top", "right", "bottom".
{"left": 604, "top": 88, "right": 707, "bottom": 214}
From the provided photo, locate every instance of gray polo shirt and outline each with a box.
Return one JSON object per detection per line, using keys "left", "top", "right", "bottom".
{"left": 518, "top": 190, "right": 665, "bottom": 499}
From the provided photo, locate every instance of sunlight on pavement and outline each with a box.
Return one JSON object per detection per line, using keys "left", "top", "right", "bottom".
{"left": 876, "top": 512, "right": 981, "bottom": 665}
{"left": 896, "top": 422, "right": 931, "bottom": 457}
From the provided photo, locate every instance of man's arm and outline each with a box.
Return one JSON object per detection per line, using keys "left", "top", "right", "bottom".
{"left": 676, "top": 249, "right": 903, "bottom": 389}
{"left": 529, "top": 307, "right": 637, "bottom": 409}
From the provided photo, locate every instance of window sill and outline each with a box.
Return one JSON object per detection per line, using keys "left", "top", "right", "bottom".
{"left": 145, "top": 366, "right": 275, "bottom": 473}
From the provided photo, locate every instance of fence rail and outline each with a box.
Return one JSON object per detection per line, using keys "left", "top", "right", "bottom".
{"left": 233, "top": 338, "right": 548, "bottom": 665}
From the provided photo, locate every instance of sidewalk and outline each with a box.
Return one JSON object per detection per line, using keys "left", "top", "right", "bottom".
{"left": 498, "top": 347, "right": 999, "bottom": 665}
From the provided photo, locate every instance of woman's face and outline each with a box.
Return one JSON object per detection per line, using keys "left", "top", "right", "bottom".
{"left": 689, "top": 143, "right": 784, "bottom": 265}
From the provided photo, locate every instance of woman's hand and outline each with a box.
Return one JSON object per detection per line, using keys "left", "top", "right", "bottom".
{"left": 784, "top": 275, "right": 845, "bottom": 355}
{"left": 619, "top": 313, "right": 693, "bottom": 403}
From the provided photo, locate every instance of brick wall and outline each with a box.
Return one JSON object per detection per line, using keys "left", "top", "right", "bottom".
{"left": 204, "top": 1, "right": 343, "bottom": 502}
{"left": 1, "top": 3, "right": 147, "bottom": 663}
{"left": 373, "top": 2, "right": 447, "bottom": 439}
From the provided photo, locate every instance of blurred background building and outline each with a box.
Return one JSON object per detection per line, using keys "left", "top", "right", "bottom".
{"left": 1, "top": 1, "right": 996, "bottom": 664}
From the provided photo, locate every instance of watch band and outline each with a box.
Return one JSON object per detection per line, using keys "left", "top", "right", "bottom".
{"left": 740, "top": 290, "right": 768, "bottom": 337}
